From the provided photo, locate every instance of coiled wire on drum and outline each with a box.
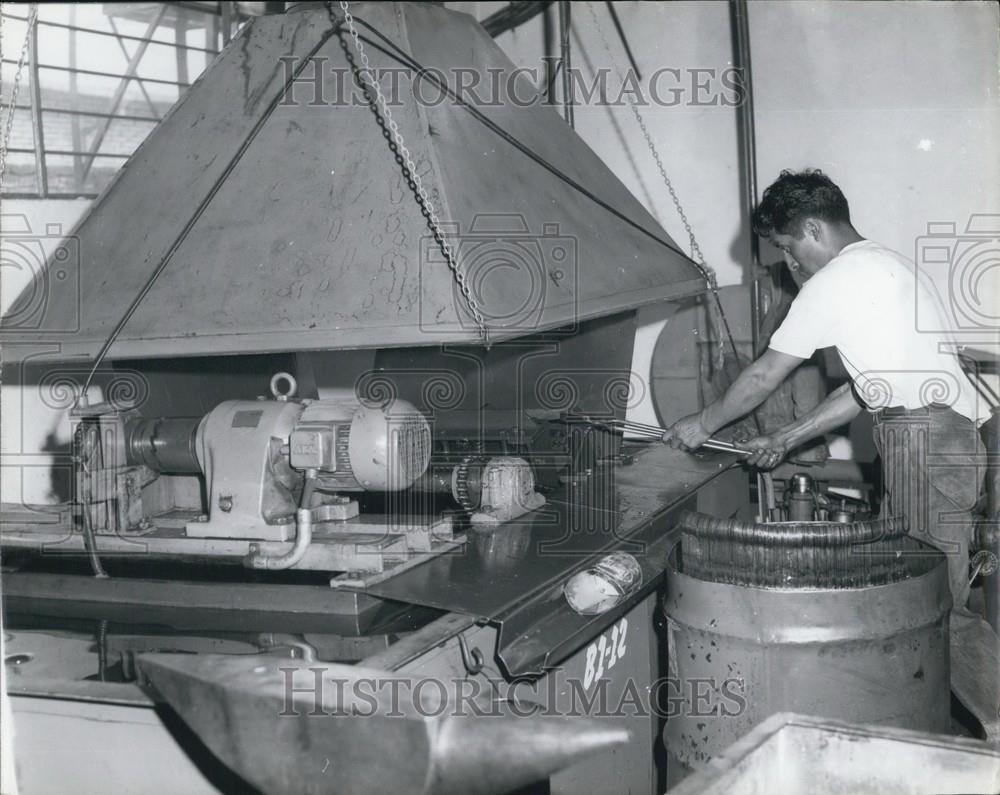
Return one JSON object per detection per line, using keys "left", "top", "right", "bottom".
{"left": 677, "top": 510, "right": 916, "bottom": 589}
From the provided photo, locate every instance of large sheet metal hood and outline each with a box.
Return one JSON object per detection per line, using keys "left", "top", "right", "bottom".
{"left": 2, "top": 2, "right": 705, "bottom": 361}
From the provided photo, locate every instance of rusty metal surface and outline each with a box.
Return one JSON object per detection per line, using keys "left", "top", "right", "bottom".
{"left": 663, "top": 550, "right": 951, "bottom": 776}
{"left": 2, "top": 2, "right": 703, "bottom": 361}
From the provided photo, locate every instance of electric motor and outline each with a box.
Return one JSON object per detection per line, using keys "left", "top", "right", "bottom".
{"left": 288, "top": 397, "right": 431, "bottom": 491}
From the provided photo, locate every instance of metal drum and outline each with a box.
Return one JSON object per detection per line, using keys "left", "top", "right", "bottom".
{"left": 663, "top": 512, "right": 951, "bottom": 777}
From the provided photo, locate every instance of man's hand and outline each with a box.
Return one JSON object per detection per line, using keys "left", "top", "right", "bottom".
{"left": 743, "top": 434, "right": 790, "bottom": 469}
{"left": 661, "top": 411, "right": 712, "bottom": 451}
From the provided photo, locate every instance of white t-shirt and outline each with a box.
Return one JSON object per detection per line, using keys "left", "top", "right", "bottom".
{"left": 768, "top": 240, "right": 989, "bottom": 424}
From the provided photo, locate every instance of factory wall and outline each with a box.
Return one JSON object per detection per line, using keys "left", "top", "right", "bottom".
{"left": 454, "top": 0, "right": 999, "bottom": 290}
{"left": 2, "top": 199, "right": 90, "bottom": 505}
{"left": 453, "top": 0, "right": 1000, "bottom": 443}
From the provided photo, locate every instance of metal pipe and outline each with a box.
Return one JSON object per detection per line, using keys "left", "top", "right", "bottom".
{"left": 4, "top": 147, "right": 131, "bottom": 159}
{"left": 76, "top": 23, "right": 341, "bottom": 401}
{"left": 760, "top": 470, "right": 775, "bottom": 521}
{"left": 80, "top": 5, "right": 166, "bottom": 183}
{"left": 69, "top": 5, "right": 82, "bottom": 190}
{"left": 125, "top": 416, "right": 203, "bottom": 474}
{"left": 558, "top": 1, "right": 574, "bottom": 127}
{"left": 109, "top": 17, "right": 163, "bottom": 119}
{"left": 0, "top": 11, "right": 221, "bottom": 54}
{"left": 78, "top": 423, "right": 109, "bottom": 579}
{"left": 247, "top": 470, "right": 318, "bottom": 571}
{"left": 731, "top": 0, "right": 762, "bottom": 356}
{"left": 0, "top": 58, "right": 190, "bottom": 88}
{"left": 249, "top": 508, "right": 311, "bottom": 570}
{"left": 27, "top": 16, "right": 48, "bottom": 197}
{"left": 605, "top": 0, "right": 641, "bottom": 81}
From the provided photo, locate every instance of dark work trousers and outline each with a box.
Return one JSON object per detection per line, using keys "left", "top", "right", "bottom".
{"left": 872, "top": 405, "right": 986, "bottom": 610}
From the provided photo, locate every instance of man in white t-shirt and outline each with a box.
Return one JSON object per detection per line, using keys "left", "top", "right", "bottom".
{"left": 662, "top": 169, "right": 988, "bottom": 612}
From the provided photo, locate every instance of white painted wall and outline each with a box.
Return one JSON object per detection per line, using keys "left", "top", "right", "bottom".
{"left": 2, "top": 200, "right": 90, "bottom": 504}
{"left": 455, "top": 0, "right": 1000, "bottom": 439}
{"left": 457, "top": 1, "right": 1000, "bottom": 290}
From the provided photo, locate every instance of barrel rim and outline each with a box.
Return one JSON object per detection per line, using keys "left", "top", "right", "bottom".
{"left": 663, "top": 554, "right": 952, "bottom": 643}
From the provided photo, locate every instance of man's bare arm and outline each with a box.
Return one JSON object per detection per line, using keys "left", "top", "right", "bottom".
{"left": 744, "top": 383, "right": 862, "bottom": 468}
{"left": 662, "top": 348, "right": 804, "bottom": 449}
{"left": 774, "top": 382, "right": 861, "bottom": 447}
{"left": 700, "top": 349, "right": 805, "bottom": 433}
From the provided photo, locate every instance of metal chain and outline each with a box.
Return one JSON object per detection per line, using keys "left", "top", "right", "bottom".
{"left": 587, "top": 2, "right": 726, "bottom": 367}
{"left": 0, "top": 3, "right": 38, "bottom": 190}
{"left": 334, "top": 1, "right": 489, "bottom": 345}
{"left": 586, "top": 2, "right": 709, "bottom": 278}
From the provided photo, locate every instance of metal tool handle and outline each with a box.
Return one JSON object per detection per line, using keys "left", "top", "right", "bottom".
{"left": 701, "top": 438, "right": 753, "bottom": 456}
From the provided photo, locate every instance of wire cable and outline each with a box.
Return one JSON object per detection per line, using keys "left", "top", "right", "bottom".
{"left": 77, "top": 20, "right": 345, "bottom": 402}
{"left": 345, "top": 13, "right": 741, "bottom": 358}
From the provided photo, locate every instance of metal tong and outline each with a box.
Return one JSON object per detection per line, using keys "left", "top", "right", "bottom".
{"left": 561, "top": 414, "right": 754, "bottom": 456}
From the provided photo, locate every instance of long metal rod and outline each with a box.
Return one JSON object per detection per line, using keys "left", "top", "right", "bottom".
{"left": 0, "top": 58, "right": 189, "bottom": 88}
{"left": 69, "top": 4, "right": 82, "bottom": 189}
{"left": 80, "top": 6, "right": 166, "bottom": 182}
{"left": 604, "top": 0, "right": 641, "bottom": 81}
{"left": 0, "top": 12, "right": 220, "bottom": 54}
{"left": 79, "top": 22, "right": 343, "bottom": 400}
{"left": 27, "top": 15, "right": 48, "bottom": 196}
{"left": 11, "top": 103, "right": 161, "bottom": 124}
{"left": 222, "top": 1, "right": 233, "bottom": 46}
{"left": 109, "top": 17, "right": 163, "bottom": 119}
{"left": 175, "top": 8, "right": 190, "bottom": 88}
{"left": 731, "top": 0, "right": 767, "bottom": 520}
{"left": 6, "top": 147, "right": 130, "bottom": 159}
{"left": 732, "top": 0, "right": 761, "bottom": 357}
{"left": 563, "top": 413, "right": 753, "bottom": 454}
{"left": 1, "top": 191, "right": 99, "bottom": 199}
{"left": 558, "top": 0, "right": 574, "bottom": 127}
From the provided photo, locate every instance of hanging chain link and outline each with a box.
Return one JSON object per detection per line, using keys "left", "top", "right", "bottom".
{"left": 587, "top": 2, "right": 726, "bottom": 367}
{"left": 333, "top": 1, "right": 489, "bottom": 345}
{"left": 0, "top": 4, "right": 38, "bottom": 190}
{"left": 585, "top": 2, "right": 711, "bottom": 278}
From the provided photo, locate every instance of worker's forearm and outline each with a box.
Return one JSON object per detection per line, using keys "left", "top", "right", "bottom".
{"left": 700, "top": 359, "right": 784, "bottom": 434}
{"left": 774, "top": 383, "right": 862, "bottom": 449}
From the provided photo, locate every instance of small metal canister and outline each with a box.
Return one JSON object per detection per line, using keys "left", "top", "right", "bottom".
{"left": 785, "top": 472, "right": 816, "bottom": 521}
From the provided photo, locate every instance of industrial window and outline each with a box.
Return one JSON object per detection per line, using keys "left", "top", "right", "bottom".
{"left": 0, "top": 2, "right": 253, "bottom": 199}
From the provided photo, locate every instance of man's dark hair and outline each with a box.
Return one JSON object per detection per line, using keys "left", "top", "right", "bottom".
{"left": 752, "top": 169, "right": 851, "bottom": 237}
